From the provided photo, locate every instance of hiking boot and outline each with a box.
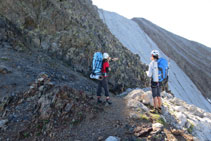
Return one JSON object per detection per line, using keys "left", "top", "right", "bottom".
{"left": 97, "top": 99, "right": 103, "bottom": 103}
{"left": 158, "top": 107, "right": 162, "bottom": 114}
{"left": 106, "top": 99, "right": 112, "bottom": 105}
{"left": 150, "top": 108, "right": 158, "bottom": 114}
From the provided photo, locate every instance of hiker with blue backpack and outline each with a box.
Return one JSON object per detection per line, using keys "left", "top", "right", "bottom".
{"left": 90, "top": 52, "right": 118, "bottom": 105}
{"left": 146, "top": 50, "right": 168, "bottom": 114}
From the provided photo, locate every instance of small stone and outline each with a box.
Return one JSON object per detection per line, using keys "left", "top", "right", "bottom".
{"left": 64, "top": 103, "right": 73, "bottom": 113}
{"left": 62, "top": 75, "right": 66, "bottom": 80}
{"left": 0, "top": 65, "right": 11, "bottom": 74}
{"left": 30, "top": 85, "right": 34, "bottom": 89}
{"left": 18, "top": 99, "right": 24, "bottom": 104}
{"left": 0, "top": 103, "right": 6, "bottom": 111}
{"left": 98, "top": 136, "right": 103, "bottom": 141}
{"left": 38, "top": 97, "right": 52, "bottom": 119}
{"left": 152, "top": 123, "right": 164, "bottom": 132}
{"left": 33, "top": 38, "right": 40, "bottom": 47}
{"left": 39, "top": 86, "right": 44, "bottom": 91}
{"left": 134, "top": 126, "right": 153, "bottom": 137}
{"left": 38, "top": 78, "right": 44, "bottom": 82}
{"left": 0, "top": 119, "right": 8, "bottom": 129}
{"left": 105, "top": 136, "right": 120, "bottom": 141}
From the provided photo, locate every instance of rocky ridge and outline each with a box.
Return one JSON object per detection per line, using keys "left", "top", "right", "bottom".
{"left": 0, "top": 0, "right": 149, "bottom": 94}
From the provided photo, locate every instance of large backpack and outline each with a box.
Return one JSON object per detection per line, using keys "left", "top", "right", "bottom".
{"left": 90, "top": 52, "right": 103, "bottom": 80}
{"left": 157, "top": 58, "right": 168, "bottom": 82}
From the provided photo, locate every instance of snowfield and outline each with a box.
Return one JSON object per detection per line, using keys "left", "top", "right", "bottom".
{"left": 99, "top": 9, "right": 211, "bottom": 112}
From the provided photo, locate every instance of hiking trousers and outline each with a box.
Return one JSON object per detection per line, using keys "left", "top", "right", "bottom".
{"left": 97, "top": 77, "right": 109, "bottom": 97}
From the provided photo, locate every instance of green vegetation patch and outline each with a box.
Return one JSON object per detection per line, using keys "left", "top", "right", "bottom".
{"left": 140, "top": 113, "right": 150, "bottom": 121}
{"left": 187, "top": 123, "right": 194, "bottom": 134}
{"left": 0, "top": 57, "right": 10, "bottom": 61}
{"left": 150, "top": 113, "right": 166, "bottom": 125}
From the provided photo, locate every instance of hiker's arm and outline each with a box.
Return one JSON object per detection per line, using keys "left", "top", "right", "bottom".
{"left": 106, "top": 67, "right": 111, "bottom": 73}
{"left": 146, "top": 62, "right": 153, "bottom": 77}
{"left": 109, "top": 57, "right": 119, "bottom": 62}
{"left": 112, "top": 58, "right": 119, "bottom": 61}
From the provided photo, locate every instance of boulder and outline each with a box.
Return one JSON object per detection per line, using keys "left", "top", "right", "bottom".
{"left": 141, "top": 91, "right": 153, "bottom": 106}
{"left": 125, "top": 89, "right": 145, "bottom": 101}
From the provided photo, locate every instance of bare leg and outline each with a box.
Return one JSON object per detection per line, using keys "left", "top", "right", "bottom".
{"left": 157, "top": 96, "right": 162, "bottom": 108}
{"left": 153, "top": 97, "right": 158, "bottom": 109}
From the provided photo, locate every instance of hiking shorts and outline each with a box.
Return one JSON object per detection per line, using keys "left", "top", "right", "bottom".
{"left": 152, "top": 86, "right": 161, "bottom": 98}
{"left": 151, "top": 81, "right": 161, "bottom": 98}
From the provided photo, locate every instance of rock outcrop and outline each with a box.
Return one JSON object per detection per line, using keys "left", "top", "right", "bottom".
{"left": 0, "top": 73, "right": 97, "bottom": 140}
{"left": 124, "top": 88, "right": 211, "bottom": 140}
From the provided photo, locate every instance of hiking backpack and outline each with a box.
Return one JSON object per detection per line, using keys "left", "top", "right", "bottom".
{"left": 157, "top": 58, "right": 169, "bottom": 82}
{"left": 90, "top": 52, "right": 103, "bottom": 80}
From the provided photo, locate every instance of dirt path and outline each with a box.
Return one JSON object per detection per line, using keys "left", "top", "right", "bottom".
{"left": 56, "top": 95, "right": 135, "bottom": 141}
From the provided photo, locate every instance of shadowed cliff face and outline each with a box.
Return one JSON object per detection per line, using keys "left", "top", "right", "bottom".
{"left": 133, "top": 18, "right": 211, "bottom": 98}
{"left": 0, "top": 0, "right": 150, "bottom": 94}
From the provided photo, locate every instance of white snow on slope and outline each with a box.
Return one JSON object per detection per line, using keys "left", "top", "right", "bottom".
{"left": 99, "top": 9, "right": 211, "bottom": 112}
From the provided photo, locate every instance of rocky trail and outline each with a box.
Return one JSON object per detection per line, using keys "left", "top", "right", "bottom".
{"left": 0, "top": 73, "right": 201, "bottom": 141}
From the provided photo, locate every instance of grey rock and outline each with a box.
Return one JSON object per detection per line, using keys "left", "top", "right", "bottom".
{"left": 105, "top": 136, "right": 120, "bottom": 141}
{"left": 38, "top": 97, "right": 52, "bottom": 120}
{"left": 64, "top": 103, "right": 73, "bottom": 113}
{"left": 0, "top": 119, "right": 8, "bottom": 129}
{"left": 38, "top": 86, "right": 44, "bottom": 91}
{"left": 152, "top": 123, "right": 164, "bottom": 131}
{"left": 0, "top": 65, "right": 11, "bottom": 74}
{"left": 41, "top": 42, "right": 49, "bottom": 50}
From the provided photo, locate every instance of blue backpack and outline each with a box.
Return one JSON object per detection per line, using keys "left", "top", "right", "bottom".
{"left": 157, "top": 58, "right": 168, "bottom": 82}
{"left": 90, "top": 52, "right": 103, "bottom": 80}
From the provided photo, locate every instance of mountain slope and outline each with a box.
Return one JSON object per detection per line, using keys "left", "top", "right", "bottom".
{"left": 0, "top": 0, "right": 150, "bottom": 94}
{"left": 98, "top": 10, "right": 211, "bottom": 112}
{"left": 133, "top": 18, "right": 211, "bottom": 99}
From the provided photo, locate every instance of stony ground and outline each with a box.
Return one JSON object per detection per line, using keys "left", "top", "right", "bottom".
{"left": 1, "top": 74, "right": 197, "bottom": 141}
